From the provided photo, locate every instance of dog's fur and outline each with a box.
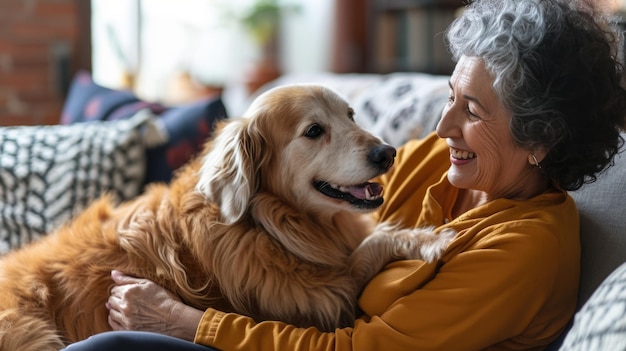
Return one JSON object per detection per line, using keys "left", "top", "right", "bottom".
{"left": 0, "top": 84, "right": 454, "bottom": 351}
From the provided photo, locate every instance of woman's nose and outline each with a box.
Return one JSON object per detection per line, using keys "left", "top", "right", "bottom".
{"left": 436, "top": 103, "right": 459, "bottom": 138}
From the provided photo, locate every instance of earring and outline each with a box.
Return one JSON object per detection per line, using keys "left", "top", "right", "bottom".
{"left": 531, "top": 154, "right": 541, "bottom": 168}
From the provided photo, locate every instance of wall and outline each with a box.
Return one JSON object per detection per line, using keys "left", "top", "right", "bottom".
{"left": 280, "top": 0, "right": 334, "bottom": 74}
{"left": 0, "top": 0, "right": 88, "bottom": 126}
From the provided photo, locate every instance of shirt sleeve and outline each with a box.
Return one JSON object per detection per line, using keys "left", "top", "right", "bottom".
{"left": 195, "top": 307, "right": 356, "bottom": 351}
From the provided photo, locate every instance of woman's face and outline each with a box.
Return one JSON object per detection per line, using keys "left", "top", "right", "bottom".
{"left": 436, "top": 56, "right": 540, "bottom": 200}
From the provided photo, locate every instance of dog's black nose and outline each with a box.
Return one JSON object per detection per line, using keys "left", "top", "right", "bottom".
{"left": 369, "top": 144, "right": 396, "bottom": 170}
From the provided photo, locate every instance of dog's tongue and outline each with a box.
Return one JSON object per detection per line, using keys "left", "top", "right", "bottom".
{"left": 348, "top": 182, "right": 383, "bottom": 200}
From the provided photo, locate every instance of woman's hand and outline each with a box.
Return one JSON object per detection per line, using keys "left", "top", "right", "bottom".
{"left": 107, "top": 270, "right": 204, "bottom": 342}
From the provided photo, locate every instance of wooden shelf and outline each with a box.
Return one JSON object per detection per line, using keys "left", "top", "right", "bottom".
{"left": 366, "top": 0, "right": 463, "bottom": 74}
{"left": 372, "top": 0, "right": 463, "bottom": 11}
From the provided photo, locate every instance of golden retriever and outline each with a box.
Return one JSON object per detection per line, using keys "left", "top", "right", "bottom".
{"left": 0, "top": 84, "right": 455, "bottom": 351}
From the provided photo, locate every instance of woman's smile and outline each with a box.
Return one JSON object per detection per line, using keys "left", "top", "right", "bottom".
{"left": 449, "top": 147, "right": 476, "bottom": 164}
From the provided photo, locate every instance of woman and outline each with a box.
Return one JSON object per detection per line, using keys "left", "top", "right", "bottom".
{"left": 65, "top": 0, "right": 626, "bottom": 350}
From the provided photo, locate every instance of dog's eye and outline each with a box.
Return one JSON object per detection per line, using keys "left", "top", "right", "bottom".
{"left": 348, "top": 108, "right": 355, "bottom": 121}
{"left": 304, "top": 124, "right": 324, "bottom": 138}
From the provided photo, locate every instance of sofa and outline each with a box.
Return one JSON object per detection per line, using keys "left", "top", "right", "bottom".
{"left": 1, "top": 71, "right": 624, "bottom": 350}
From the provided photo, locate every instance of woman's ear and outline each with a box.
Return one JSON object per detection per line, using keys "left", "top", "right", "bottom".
{"left": 528, "top": 146, "right": 548, "bottom": 167}
{"left": 196, "top": 119, "right": 263, "bottom": 224}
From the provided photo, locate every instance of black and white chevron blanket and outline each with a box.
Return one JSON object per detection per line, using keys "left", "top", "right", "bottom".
{"left": 0, "top": 114, "right": 152, "bottom": 254}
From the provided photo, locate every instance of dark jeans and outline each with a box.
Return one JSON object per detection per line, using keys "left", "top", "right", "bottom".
{"left": 61, "top": 331, "right": 219, "bottom": 351}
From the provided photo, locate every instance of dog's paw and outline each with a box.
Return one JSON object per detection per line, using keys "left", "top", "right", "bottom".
{"left": 348, "top": 225, "right": 457, "bottom": 291}
{"left": 392, "top": 227, "right": 457, "bottom": 263}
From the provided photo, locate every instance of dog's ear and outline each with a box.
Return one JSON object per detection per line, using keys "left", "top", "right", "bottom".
{"left": 196, "top": 118, "right": 265, "bottom": 224}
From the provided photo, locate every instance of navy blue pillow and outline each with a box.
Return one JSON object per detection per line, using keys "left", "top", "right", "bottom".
{"left": 61, "top": 70, "right": 228, "bottom": 184}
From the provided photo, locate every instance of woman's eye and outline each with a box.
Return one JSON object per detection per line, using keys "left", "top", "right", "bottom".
{"left": 468, "top": 110, "right": 480, "bottom": 119}
{"left": 467, "top": 106, "right": 482, "bottom": 120}
{"left": 304, "top": 124, "right": 324, "bottom": 138}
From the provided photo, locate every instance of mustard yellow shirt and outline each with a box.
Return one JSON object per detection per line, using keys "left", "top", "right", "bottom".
{"left": 194, "top": 132, "right": 580, "bottom": 351}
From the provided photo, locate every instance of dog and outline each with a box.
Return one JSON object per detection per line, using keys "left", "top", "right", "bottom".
{"left": 0, "top": 84, "right": 455, "bottom": 351}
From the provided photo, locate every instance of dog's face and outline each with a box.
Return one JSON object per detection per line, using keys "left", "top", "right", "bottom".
{"left": 197, "top": 84, "right": 396, "bottom": 223}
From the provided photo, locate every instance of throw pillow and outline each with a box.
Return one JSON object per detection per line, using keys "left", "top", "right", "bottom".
{"left": 558, "top": 262, "right": 626, "bottom": 351}
{"left": 0, "top": 114, "right": 152, "bottom": 254}
{"left": 61, "top": 70, "right": 228, "bottom": 184}
{"left": 350, "top": 73, "right": 449, "bottom": 147}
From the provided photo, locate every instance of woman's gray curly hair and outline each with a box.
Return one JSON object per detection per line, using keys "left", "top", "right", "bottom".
{"left": 446, "top": 0, "right": 626, "bottom": 190}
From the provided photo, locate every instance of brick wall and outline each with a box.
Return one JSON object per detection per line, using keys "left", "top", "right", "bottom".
{"left": 0, "top": 0, "right": 90, "bottom": 126}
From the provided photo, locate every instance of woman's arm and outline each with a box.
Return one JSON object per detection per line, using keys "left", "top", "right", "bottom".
{"left": 107, "top": 215, "right": 577, "bottom": 350}
{"left": 193, "top": 233, "right": 570, "bottom": 351}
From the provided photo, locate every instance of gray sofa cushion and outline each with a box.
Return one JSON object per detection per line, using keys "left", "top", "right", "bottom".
{"left": 545, "top": 133, "right": 626, "bottom": 350}
{"left": 569, "top": 133, "right": 626, "bottom": 309}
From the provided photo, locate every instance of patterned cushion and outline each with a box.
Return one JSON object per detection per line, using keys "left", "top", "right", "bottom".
{"left": 61, "top": 70, "right": 228, "bottom": 184}
{"left": 0, "top": 114, "right": 152, "bottom": 254}
{"left": 348, "top": 73, "right": 449, "bottom": 146}
{"left": 558, "top": 262, "right": 626, "bottom": 351}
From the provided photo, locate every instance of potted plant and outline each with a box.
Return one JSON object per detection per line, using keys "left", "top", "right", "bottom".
{"left": 235, "top": 0, "right": 301, "bottom": 94}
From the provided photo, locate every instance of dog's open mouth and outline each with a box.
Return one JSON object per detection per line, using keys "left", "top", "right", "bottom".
{"left": 313, "top": 181, "right": 384, "bottom": 209}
